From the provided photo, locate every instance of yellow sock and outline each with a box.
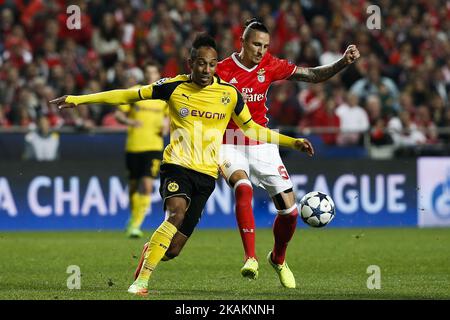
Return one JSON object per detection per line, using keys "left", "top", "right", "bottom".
{"left": 136, "top": 220, "right": 177, "bottom": 282}
{"left": 129, "top": 192, "right": 140, "bottom": 228}
{"left": 130, "top": 193, "right": 151, "bottom": 229}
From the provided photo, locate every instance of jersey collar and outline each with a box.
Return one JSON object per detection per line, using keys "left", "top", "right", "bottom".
{"left": 231, "top": 52, "right": 259, "bottom": 72}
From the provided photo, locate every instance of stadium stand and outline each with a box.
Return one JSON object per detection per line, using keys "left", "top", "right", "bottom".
{"left": 0, "top": 0, "right": 449, "bottom": 158}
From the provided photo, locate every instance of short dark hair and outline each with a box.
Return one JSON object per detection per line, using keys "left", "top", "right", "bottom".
{"left": 190, "top": 33, "right": 217, "bottom": 59}
{"left": 243, "top": 18, "right": 269, "bottom": 40}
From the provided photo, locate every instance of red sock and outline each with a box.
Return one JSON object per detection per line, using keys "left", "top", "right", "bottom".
{"left": 272, "top": 207, "right": 298, "bottom": 265}
{"left": 235, "top": 182, "right": 256, "bottom": 260}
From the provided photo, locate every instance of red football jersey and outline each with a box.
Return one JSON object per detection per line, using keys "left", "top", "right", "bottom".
{"left": 217, "top": 52, "right": 297, "bottom": 144}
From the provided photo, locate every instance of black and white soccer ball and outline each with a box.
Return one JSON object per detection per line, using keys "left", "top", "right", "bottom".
{"left": 299, "top": 191, "right": 336, "bottom": 228}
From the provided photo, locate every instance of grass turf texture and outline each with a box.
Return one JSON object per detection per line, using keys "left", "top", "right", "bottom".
{"left": 0, "top": 228, "right": 448, "bottom": 300}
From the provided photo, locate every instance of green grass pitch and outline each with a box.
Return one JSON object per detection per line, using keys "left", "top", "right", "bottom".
{"left": 0, "top": 228, "right": 449, "bottom": 300}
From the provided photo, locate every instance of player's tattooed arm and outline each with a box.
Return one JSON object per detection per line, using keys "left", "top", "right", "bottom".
{"left": 291, "top": 59, "right": 347, "bottom": 83}
{"left": 290, "top": 44, "right": 360, "bottom": 83}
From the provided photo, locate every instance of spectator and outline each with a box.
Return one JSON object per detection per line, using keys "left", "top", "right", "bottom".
{"left": 23, "top": 115, "right": 59, "bottom": 161}
{"left": 350, "top": 62, "right": 400, "bottom": 115}
{"left": 2, "top": 34, "right": 33, "bottom": 69}
{"left": 314, "top": 98, "right": 340, "bottom": 145}
{"left": 371, "top": 117, "right": 393, "bottom": 146}
{"left": 365, "top": 95, "right": 383, "bottom": 124}
{"left": 92, "top": 12, "right": 123, "bottom": 69}
{"left": 388, "top": 110, "right": 426, "bottom": 148}
{"left": 320, "top": 38, "right": 342, "bottom": 66}
{"left": 437, "top": 108, "right": 450, "bottom": 143}
{"left": 430, "top": 94, "right": 447, "bottom": 134}
{"left": 0, "top": 0, "right": 448, "bottom": 156}
{"left": 399, "top": 92, "right": 416, "bottom": 115}
{"left": 1, "top": 8, "right": 15, "bottom": 41}
{"left": 414, "top": 105, "right": 439, "bottom": 144}
{"left": 267, "top": 81, "right": 301, "bottom": 128}
{"left": 406, "top": 77, "right": 430, "bottom": 107}
{"left": 366, "top": 95, "right": 393, "bottom": 146}
{"left": 336, "top": 93, "right": 370, "bottom": 146}
{"left": 0, "top": 66, "right": 23, "bottom": 109}
{"left": 297, "top": 83, "right": 326, "bottom": 128}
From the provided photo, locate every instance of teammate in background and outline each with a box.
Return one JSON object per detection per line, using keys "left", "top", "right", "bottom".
{"left": 50, "top": 34, "right": 314, "bottom": 296}
{"left": 115, "top": 63, "right": 169, "bottom": 238}
{"left": 164, "top": 19, "right": 359, "bottom": 288}
{"left": 23, "top": 115, "right": 60, "bottom": 161}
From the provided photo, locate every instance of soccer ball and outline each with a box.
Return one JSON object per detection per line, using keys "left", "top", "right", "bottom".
{"left": 299, "top": 191, "right": 336, "bottom": 228}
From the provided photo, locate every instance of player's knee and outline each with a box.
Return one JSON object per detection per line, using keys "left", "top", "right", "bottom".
{"left": 141, "top": 185, "right": 153, "bottom": 195}
{"left": 228, "top": 170, "right": 249, "bottom": 187}
{"left": 165, "top": 199, "right": 188, "bottom": 220}
{"left": 233, "top": 179, "right": 252, "bottom": 192}
{"left": 138, "top": 177, "right": 153, "bottom": 193}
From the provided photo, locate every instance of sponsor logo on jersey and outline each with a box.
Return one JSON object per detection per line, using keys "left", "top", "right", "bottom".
{"left": 230, "top": 77, "right": 238, "bottom": 84}
{"left": 257, "top": 68, "right": 266, "bottom": 83}
{"left": 179, "top": 107, "right": 189, "bottom": 118}
{"left": 179, "top": 107, "right": 226, "bottom": 120}
{"left": 242, "top": 88, "right": 265, "bottom": 102}
{"left": 191, "top": 109, "right": 226, "bottom": 119}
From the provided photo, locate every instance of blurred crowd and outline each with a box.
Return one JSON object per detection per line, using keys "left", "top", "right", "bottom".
{"left": 0, "top": 0, "right": 449, "bottom": 148}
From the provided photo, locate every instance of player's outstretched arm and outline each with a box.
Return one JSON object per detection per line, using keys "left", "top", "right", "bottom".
{"left": 49, "top": 89, "right": 141, "bottom": 110}
{"left": 232, "top": 105, "right": 314, "bottom": 156}
{"left": 289, "top": 44, "right": 360, "bottom": 83}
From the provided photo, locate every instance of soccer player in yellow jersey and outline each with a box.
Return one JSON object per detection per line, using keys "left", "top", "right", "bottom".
{"left": 115, "top": 63, "right": 169, "bottom": 238}
{"left": 50, "top": 34, "right": 314, "bottom": 296}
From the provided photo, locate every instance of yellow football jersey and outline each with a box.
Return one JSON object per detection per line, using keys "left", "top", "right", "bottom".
{"left": 119, "top": 86, "right": 168, "bottom": 152}
{"left": 65, "top": 76, "right": 299, "bottom": 176}
{"left": 139, "top": 75, "right": 247, "bottom": 178}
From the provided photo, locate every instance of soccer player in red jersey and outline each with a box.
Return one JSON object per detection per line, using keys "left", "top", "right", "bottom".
{"left": 215, "top": 19, "right": 360, "bottom": 288}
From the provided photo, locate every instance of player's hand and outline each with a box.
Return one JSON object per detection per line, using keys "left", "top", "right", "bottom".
{"left": 49, "top": 95, "right": 76, "bottom": 110}
{"left": 294, "top": 138, "right": 314, "bottom": 156}
{"left": 343, "top": 45, "right": 360, "bottom": 65}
